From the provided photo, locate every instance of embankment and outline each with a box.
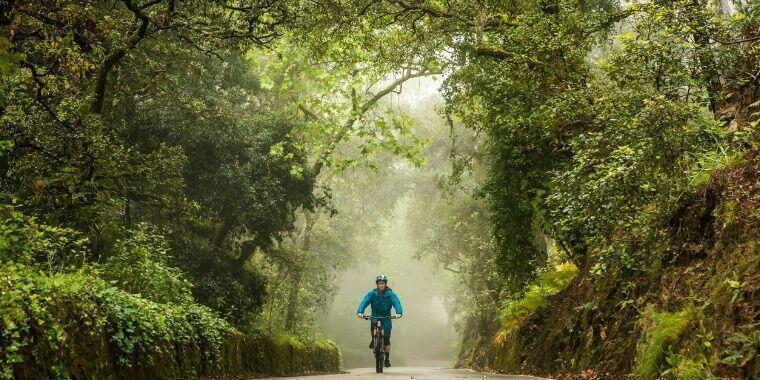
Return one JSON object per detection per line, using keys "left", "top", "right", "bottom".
{"left": 458, "top": 150, "right": 758, "bottom": 379}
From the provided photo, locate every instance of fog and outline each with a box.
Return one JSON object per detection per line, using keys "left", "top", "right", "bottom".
{"left": 317, "top": 77, "right": 461, "bottom": 368}
{"left": 319, "top": 196, "right": 458, "bottom": 367}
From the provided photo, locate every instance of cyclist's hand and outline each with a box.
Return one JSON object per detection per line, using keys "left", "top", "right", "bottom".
{"left": 357, "top": 313, "right": 364, "bottom": 319}
{"left": 396, "top": 314, "right": 402, "bottom": 319}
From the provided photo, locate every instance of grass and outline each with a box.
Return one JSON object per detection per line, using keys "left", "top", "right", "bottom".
{"left": 633, "top": 307, "right": 694, "bottom": 380}
{"left": 686, "top": 148, "right": 747, "bottom": 189}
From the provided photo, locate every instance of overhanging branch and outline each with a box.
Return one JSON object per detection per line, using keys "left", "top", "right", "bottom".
{"left": 90, "top": 0, "right": 151, "bottom": 114}
{"left": 309, "top": 68, "right": 440, "bottom": 177}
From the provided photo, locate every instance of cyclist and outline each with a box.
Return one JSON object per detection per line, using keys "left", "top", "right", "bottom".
{"left": 356, "top": 274, "right": 403, "bottom": 367}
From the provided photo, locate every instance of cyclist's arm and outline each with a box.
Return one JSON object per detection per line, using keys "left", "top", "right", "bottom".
{"left": 391, "top": 292, "right": 403, "bottom": 316}
{"left": 357, "top": 291, "right": 373, "bottom": 315}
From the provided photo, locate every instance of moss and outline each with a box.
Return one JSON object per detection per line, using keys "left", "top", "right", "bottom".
{"left": 492, "top": 330, "right": 522, "bottom": 372}
{"left": 499, "top": 262, "right": 578, "bottom": 330}
{"left": 470, "top": 262, "right": 579, "bottom": 374}
{"left": 634, "top": 307, "right": 694, "bottom": 380}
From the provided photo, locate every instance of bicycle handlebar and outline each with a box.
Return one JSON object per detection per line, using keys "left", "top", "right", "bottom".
{"left": 361, "top": 315, "right": 400, "bottom": 320}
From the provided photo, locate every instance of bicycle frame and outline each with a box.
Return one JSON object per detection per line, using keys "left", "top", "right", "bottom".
{"left": 363, "top": 315, "right": 398, "bottom": 353}
{"left": 360, "top": 315, "right": 399, "bottom": 373}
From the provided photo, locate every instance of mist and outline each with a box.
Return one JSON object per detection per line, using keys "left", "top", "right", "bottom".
{"left": 316, "top": 77, "right": 463, "bottom": 368}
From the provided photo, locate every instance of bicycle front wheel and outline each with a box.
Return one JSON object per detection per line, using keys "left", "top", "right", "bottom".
{"left": 375, "top": 350, "right": 384, "bottom": 373}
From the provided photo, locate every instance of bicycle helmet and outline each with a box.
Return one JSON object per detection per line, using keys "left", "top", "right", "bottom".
{"left": 375, "top": 274, "right": 388, "bottom": 283}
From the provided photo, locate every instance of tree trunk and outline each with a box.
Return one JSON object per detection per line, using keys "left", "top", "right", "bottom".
{"left": 283, "top": 209, "right": 320, "bottom": 331}
{"left": 691, "top": 0, "right": 721, "bottom": 113}
{"left": 284, "top": 269, "right": 302, "bottom": 332}
{"left": 214, "top": 216, "right": 234, "bottom": 247}
{"left": 123, "top": 195, "right": 131, "bottom": 229}
{"left": 715, "top": 0, "right": 735, "bottom": 16}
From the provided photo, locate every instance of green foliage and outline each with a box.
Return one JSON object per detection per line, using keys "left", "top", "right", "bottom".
{"left": 0, "top": 205, "right": 88, "bottom": 269}
{"left": 101, "top": 227, "right": 193, "bottom": 305}
{"left": 634, "top": 307, "right": 694, "bottom": 380}
{"left": 94, "top": 284, "right": 230, "bottom": 368}
{"left": 686, "top": 147, "right": 747, "bottom": 189}
{"left": 0, "top": 204, "right": 341, "bottom": 378}
{"left": 440, "top": 0, "right": 623, "bottom": 286}
{"left": 720, "top": 329, "right": 759, "bottom": 369}
{"left": 662, "top": 354, "right": 716, "bottom": 380}
{"left": 0, "top": 258, "right": 342, "bottom": 378}
{"left": 0, "top": 207, "right": 229, "bottom": 378}
{"left": 249, "top": 38, "right": 432, "bottom": 174}
{"left": 2, "top": 0, "right": 759, "bottom": 376}
{"left": 0, "top": 0, "right": 321, "bottom": 327}
{"left": 0, "top": 36, "right": 19, "bottom": 78}
{"left": 499, "top": 262, "right": 578, "bottom": 330}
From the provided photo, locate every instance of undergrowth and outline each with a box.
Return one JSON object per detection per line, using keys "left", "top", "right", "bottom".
{"left": 634, "top": 307, "right": 694, "bottom": 380}
{"left": 0, "top": 262, "right": 231, "bottom": 378}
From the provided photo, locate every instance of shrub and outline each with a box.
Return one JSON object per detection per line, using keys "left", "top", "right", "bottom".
{"left": 0, "top": 208, "right": 229, "bottom": 378}
{"left": 101, "top": 227, "right": 193, "bottom": 304}
{"left": 0, "top": 205, "right": 88, "bottom": 269}
{"left": 0, "top": 262, "right": 235, "bottom": 378}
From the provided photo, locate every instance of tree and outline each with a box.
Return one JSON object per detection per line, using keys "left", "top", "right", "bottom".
{"left": 246, "top": 35, "right": 441, "bottom": 331}
{"left": 0, "top": 0, "right": 313, "bottom": 323}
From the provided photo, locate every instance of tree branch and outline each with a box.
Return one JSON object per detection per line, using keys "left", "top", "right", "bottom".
{"left": 309, "top": 68, "right": 439, "bottom": 177}
{"left": 386, "top": 0, "right": 454, "bottom": 18}
{"left": 19, "top": 61, "right": 76, "bottom": 132}
{"left": 90, "top": 0, "right": 150, "bottom": 114}
{"left": 474, "top": 45, "right": 544, "bottom": 67}
{"left": 712, "top": 34, "right": 760, "bottom": 45}
{"left": 297, "top": 103, "right": 321, "bottom": 121}
{"left": 178, "top": 34, "right": 224, "bottom": 60}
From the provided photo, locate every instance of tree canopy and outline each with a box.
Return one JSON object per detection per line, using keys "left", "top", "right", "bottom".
{"left": 1, "top": 0, "right": 758, "bottom": 378}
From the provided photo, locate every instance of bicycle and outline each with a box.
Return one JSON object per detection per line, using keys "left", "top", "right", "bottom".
{"left": 361, "top": 315, "right": 399, "bottom": 373}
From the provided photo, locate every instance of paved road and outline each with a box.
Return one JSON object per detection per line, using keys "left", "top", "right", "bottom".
{"left": 260, "top": 367, "right": 547, "bottom": 379}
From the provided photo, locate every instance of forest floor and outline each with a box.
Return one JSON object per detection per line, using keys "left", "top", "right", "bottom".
{"left": 259, "top": 367, "right": 548, "bottom": 379}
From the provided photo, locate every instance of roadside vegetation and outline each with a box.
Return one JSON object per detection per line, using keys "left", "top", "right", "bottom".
{"left": 1, "top": 0, "right": 758, "bottom": 379}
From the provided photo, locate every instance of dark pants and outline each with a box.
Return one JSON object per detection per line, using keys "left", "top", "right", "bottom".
{"left": 369, "top": 324, "right": 391, "bottom": 353}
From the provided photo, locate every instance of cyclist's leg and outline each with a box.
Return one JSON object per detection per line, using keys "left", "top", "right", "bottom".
{"left": 382, "top": 319, "right": 392, "bottom": 363}
{"left": 383, "top": 323, "right": 392, "bottom": 366}
{"left": 381, "top": 319, "right": 392, "bottom": 352}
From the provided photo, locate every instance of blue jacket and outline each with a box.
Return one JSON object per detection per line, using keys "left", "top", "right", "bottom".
{"left": 357, "top": 288, "right": 403, "bottom": 317}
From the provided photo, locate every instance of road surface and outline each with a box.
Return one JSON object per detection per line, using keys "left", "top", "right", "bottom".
{"left": 260, "top": 367, "right": 547, "bottom": 379}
